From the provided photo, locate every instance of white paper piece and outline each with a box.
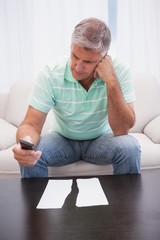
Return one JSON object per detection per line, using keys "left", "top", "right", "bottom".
{"left": 76, "top": 178, "right": 108, "bottom": 207}
{"left": 37, "top": 179, "right": 72, "bottom": 209}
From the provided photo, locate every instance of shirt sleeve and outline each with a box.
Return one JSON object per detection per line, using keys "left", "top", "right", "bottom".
{"left": 27, "top": 66, "right": 55, "bottom": 113}
{"left": 113, "top": 58, "right": 136, "bottom": 103}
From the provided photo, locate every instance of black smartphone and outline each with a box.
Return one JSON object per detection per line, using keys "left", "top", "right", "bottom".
{"left": 19, "top": 139, "right": 34, "bottom": 150}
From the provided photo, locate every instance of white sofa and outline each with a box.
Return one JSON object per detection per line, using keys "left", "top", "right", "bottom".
{"left": 1, "top": 73, "right": 160, "bottom": 178}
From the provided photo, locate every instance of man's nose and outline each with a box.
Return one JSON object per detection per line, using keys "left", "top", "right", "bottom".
{"left": 76, "top": 60, "right": 84, "bottom": 72}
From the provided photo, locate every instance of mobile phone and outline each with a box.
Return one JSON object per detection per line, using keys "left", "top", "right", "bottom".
{"left": 19, "top": 139, "right": 34, "bottom": 150}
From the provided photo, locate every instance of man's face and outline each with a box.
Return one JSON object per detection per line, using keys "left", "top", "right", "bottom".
{"left": 70, "top": 45, "right": 102, "bottom": 81}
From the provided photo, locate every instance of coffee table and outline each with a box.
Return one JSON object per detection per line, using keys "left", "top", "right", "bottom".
{"left": 0, "top": 169, "right": 160, "bottom": 240}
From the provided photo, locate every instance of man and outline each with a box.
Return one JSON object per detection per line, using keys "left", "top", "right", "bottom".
{"left": 13, "top": 17, "right": 141, "bottom": 178}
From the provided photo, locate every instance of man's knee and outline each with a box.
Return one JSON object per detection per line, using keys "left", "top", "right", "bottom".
{"left": 112, "top": 135, "right": 141, "bottom": 174}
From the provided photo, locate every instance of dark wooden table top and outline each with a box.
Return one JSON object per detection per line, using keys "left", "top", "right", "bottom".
{"left": 0, "top": 169, "right": 160, "bottom": 240}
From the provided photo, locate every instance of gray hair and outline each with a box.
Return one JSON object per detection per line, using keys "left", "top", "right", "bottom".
{"left": 71, "top": 17, "right": 111, "bottom": 56}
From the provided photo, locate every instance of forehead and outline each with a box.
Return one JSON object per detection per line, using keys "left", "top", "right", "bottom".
{"left": 71, "top": 45, "right": 101, "bottom": 61}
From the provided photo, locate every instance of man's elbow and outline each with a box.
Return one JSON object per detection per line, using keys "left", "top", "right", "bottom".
{"left": 113, "top": 123, "right": 134, "bottom": 136}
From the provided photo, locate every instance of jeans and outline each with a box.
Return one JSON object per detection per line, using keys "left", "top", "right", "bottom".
{"left": 20, "top": 132, "right": 141, "bottom": 178}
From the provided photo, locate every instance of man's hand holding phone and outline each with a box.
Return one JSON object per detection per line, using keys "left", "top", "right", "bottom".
{"left": 12, "top": 136, "right": 42, "bottom": 167}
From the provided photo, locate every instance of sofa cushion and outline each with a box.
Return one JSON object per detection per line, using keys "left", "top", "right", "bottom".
{"left": 0, "top": 118, "right": 17, "bottom": 150}
{"left": 0, "top": 93, "right": 8, "bottom": 118}
{"left": 130, "top": 133, "right": 160, "bottom": 169}
{"left": 143, "top": 115, "right": 160, "bottom": 144}
{"left": 48, "top": 161, "right": 113, "bottom": 177}
{"left": 5, "top": 81, "right": 34, "bottom": 127}
{"left": 0, "top": 146, "right": 20, "bottom": 174}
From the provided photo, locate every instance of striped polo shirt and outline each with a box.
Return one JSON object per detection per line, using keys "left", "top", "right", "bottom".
{"left": 28, "top": 56, "right": 135, "bottom": 140}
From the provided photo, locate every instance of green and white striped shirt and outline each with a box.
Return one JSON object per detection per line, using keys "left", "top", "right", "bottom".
{"left": 28, "top": 57, "right": 135, "bottom": 140}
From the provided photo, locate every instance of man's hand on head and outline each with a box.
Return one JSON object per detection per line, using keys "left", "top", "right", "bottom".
{"left": 94, "top": 55, "right": 117, "bottom": 85}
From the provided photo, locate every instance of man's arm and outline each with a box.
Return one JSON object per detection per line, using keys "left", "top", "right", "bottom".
{"left": 95, "top": 56, "right": 135, "bottom": 136}
{"left": 12, "top": 106, "right": 47, "bottom": 166}
{"left": 16, "top": 106, "right": 47, "bottom": 144}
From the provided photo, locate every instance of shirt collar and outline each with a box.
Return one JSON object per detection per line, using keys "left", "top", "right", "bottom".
{"left": 64, "top": 58, "right": 77, "bottom": 83}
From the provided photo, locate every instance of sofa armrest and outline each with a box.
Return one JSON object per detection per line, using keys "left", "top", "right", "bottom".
{"left": 143, "top": 115, "right": 160, "bottom": 143}
{"left": 0, "top": 93, "right": 8, "bottom": 119}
